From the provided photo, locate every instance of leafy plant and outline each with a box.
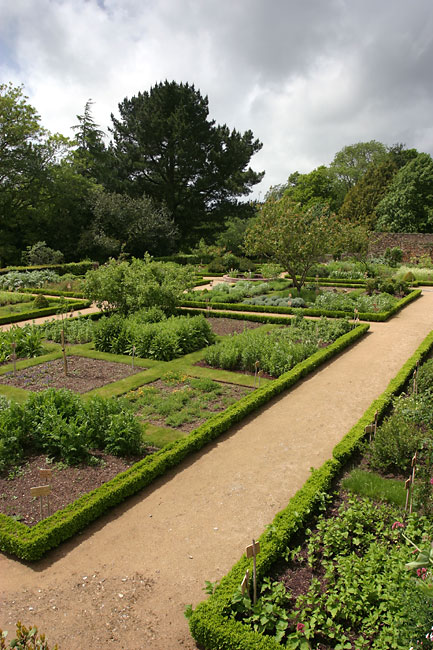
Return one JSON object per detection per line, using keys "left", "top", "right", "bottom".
{"left": 0, "top": 622, "right": 58, "bottom": 649}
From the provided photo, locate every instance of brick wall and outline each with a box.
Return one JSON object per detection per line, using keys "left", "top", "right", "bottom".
{"left": 369, "top": 233, "right": 433, "bottom": 261}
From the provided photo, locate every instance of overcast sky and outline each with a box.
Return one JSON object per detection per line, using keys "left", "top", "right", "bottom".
{"left": 1, "top": 0, "right": 433, "bottom": 199}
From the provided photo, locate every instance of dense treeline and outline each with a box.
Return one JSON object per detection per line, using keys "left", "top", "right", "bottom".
{"left": 0, "top": 81, "right": 263, "bottom": 266}
{"left": 1, "top": 80, "right": 433, "bottom": 268}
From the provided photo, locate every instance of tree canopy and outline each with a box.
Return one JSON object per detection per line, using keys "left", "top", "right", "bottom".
{"left": 109, "top": 81, "right": 263, "bottom": 244}
{"left": 375, "top": 153, "right": 433, "bottom": 232}
{"left": 244, "top": 196, "right": 339, "bottom": 290}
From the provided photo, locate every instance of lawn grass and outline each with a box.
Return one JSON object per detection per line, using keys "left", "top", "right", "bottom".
{"left": 342, "top": 468, "right": 406, "bottom": 507}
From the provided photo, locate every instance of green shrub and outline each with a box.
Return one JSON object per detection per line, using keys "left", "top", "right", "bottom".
{"left": 0, "top": 325, "right": 45, "bottom": 363}
{"left": 94, "top": 313, "right": 215, "bottom": 360}
{"left": 384, "top": 246, "right": 403, "bottom": 266}
{"left": 370, "top": 409, "right": 426, "bottom": 474}
{"left": 40, "top": 317, "right": 96, "bottom": 344}
{"left": 32, "top": 294, "right": 49, "bottom": 309}
{"left": 403, "top": 271, "right": 416, "bottom": 283}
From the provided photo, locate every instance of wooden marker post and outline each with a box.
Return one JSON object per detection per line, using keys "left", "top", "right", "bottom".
{"left": 258, "top": 370, "right": 263, "bottom": 388}
{"left": 413, "top": 361, "right": 419, "bottom": 395}
{"left": 39, "top": 468, "right": 52, "bottom": 483}
{"left": 410, "top": 453, "right": 417, "bottom": 514}
{"left": 10, "top": 341, "right": 17, "bottom": 375}
{"left": 60, "top": 328, "right": 68, "bottom": 377}
{"left": 241, "top": 569, "right": 250, "bottom": 596}
{"left": 132, "top": 345, "right": 136, "bottom": 370}
{"left": 254, "top": 361, "right": 260, "bottom": 388}
{"left": 30, "top": 485, "right": 52, "bottom": 520}
{"left": 246, "top": 539, "right": 261, "bottom": 605}
{"left": 404, "top": 477, "right": 412, "bottom": 514}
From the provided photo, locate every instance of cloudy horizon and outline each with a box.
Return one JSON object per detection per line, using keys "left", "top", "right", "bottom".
{"left": 1, "top": 0, "right": 433, "bottom": 199}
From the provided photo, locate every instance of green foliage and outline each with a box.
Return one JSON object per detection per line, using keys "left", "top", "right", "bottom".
{"left": 0, "top": 324, "right": 45, "bottom": 363}
{"left": 215, "top": 216, "right": 254, "bottom": 256}
{"left": 370, "top": 392, "right": 433, "bottom": 473}
{"left": 376, "top": 153, "right": 433, "bottom": 232}
{"left": 32, "top": 294, "right": 49, "bottom": 309}
{"left": 342, "top": 469, "right": 406, "bottom": 507}
{"left": 384, "top": 247, "right": 403, "bottom": 266}
{"left": 258, "top": 263, "right": 283, "bottom": 280}
{"left": 338, "top": 157, "right": 398, "bottom": 228}
{"left": 283, "top": 165, "right": 338, "bottom": 211}
{"left": 329, "top": 140, "right": 388, "bottom": 203}
{"left": 83, "top": 188, "right": 178, "bottom": 260}
{"left": 0, "top": 323, "right": 368, "bottom": 561}
{"left": 0, "top": 270, "right": 61, "bottom": 291}
{"left": 244, "top": 196, "right": 340, "bottom": 291}
{"left": 204, "top": 317, "right": 353, "bottom": 377}
{"left": 94, "top": 313, "right": 215, "bottom": 360}
{"left": 21, "top": 241, "right": 63, "bottom": 266}
{"left": 0, "top": 389, "right": 142, "bottom": 472}
{"left": 40, "top": 316, "right": 95, "bottom": 344}
{"left": 84, "top": 255, "right": 195, "bottom": 315}
{"left": 184, "top": 281, "right": 272, "bottom": 304}
{"left": 109, "top": 80, "right": 263, "bottom": 244}
{"left": 0, "top": 622, "right": 58, "bottom": 649}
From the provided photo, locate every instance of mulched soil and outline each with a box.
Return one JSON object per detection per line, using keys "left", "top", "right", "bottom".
{"left": 0, "top": 356, "right": 144, "bottom": 393}
{"left": 205, "top": 317, "right": 268, "bottom": 336}
{"left": 134, "top": 379, "right": 253, "bottom": 433}
{"left": 0, "top": 450, "right": 157, "bottom": 527}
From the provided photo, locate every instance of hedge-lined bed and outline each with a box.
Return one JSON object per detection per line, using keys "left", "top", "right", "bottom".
{"left": 181, "top": 288, "right": 421, "bottom": 322}
{"left": 0, "top": 299, "right": 92, "bottom": 326}
{"left": 0, "top": 323, "right": 369, "bottom": 560}
{"left": 188, "top": 327, "right": 433, "bottom": 650}
{"left": 0, "top": 262, "right": 96, "bottom": 276}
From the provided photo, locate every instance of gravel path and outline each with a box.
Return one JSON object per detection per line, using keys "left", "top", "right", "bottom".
{"left": 1, "top": 291, "right": 433, "bottom": 649}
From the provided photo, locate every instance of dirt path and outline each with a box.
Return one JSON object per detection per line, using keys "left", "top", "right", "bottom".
{"left": 0, "top": 304, "right": 101, "bottom": 332}
{"left": 1, "top": 291, "right": 433, "bottom": 649}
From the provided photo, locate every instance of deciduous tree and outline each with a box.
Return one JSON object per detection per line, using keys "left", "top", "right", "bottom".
{"left": 244, "top": 196, "right": 339, "bottom": 291}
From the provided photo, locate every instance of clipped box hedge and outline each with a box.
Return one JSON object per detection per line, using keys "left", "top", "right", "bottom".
{"left": 0, "top": 324, "right": 369, "bottom": 561}
{"left": 181, "top": 288, "right": 421, "bottom": 322}
{"left": 0, "top": 300, "right": 92, "bottom": 326}
{"left": 0, "top": 261, "right": 97, "bottom": 276}
{"left": 188, "top": 327, "right": 433, "bottom": 650}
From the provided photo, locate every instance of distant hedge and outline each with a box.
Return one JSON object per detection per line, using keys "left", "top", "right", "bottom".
{"left": 0, "top": 261, "right": 97, "bottom": 276}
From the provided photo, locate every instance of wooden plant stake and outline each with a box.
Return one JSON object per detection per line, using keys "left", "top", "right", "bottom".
{"left": 246, "top": 539, "right": 261, "bottom": 605}
{"left": 410, "top": 452, "right": 417, "bottom": 514}
{"left": 30, "top": 485, "right": 52, "bottom": 520}
{"left": 254, "top": 361, "right": 260, "bottom": 388}
{"left": 258, "top": 370, "right": 263, "bottom": 388}
{"left": 132, "top": 345, "right": 136, "bottom": 369}
{"left": 413, "top": 361, "right": 419, "bottom": 395}
{"left": 60, "top": 328, "right": 68, "bottom": 377}
{"left": 10, "top": 341, "right": 17, "bottom": 376}
{"left": 404, "top": 477, "right": 412, "bottom": 515}
{"left": 241, "top": 569, "right": 250, "bottom": 596}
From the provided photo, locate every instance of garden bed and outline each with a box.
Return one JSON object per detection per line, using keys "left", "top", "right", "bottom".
{"left": 0, "top": 356, "right": 143, "bottom": 393}
{"left": 0, "top": 450, "right": 156, "bottom": 527}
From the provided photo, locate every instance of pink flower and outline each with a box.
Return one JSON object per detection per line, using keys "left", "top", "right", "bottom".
{"left": 297, "top": 623, "right": 305, "bottom": 633}
{"left": 392, "top": 521, "right": 405, "bottom": 530}
{"left": 430, "top": 477, "right": 433, "bottom": 485}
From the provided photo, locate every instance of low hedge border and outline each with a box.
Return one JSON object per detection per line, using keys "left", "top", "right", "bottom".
{"left": 0, "top": 324, "right": 369, "bottom": 561}
{"left": 0, "top": 300, "right": 92, "bottom": 326}
{"left": 0, "top": 262, "right": 97, "bottom": 276}
{"left": 20, "top": 288, "right": 86, "bottom": 299}
{"left": 188, "top": 327, "right": 433, "bottom": 650}
{"left": 181, "top": 289, "right": 421, "bottom": 322}
{"left": 179, "top": 308, "right": 298, "bottom": 326}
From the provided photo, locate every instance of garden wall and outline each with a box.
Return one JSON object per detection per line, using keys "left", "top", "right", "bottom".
{"left": 370, "top": 232, "right": 433, "bottom": 261}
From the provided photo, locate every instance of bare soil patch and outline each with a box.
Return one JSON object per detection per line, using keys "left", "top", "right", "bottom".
{"left": 0, "top": 356, "right": 143, "bottom": 394}
{"left": 205, "top": 317, "right": 266, "bottom": 336}
{"left": 0, "top": 451, "right": 156, "bottom": 527}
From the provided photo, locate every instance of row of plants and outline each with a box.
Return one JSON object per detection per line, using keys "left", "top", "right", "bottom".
{"left": 0, "top": 261, "right": 96, "bottom": 276}
{"left": 0, "top": 388, "right": 142, "bottom": 473}
{"left": 0, "top": 325, "right": 45, "bottom": 364}
{"left": 183, "top": 281, "right": 280, "bottom": 304}
{"left": 93, "top": 313, "right": 216, "bottom": 361}
{"left": 182, "top": 289, "right": 422, "bottom": 322}
{"left": 204, "top": 316, "right": 353, "bottom": 377}
{"left": 188, "top": 328, "right": 433, "bottom": 650}
{"left": 0, "top": 322, "right": 369, "bottom": 560}
{"left": 0, "top": 270, "right": 64, "bottom": 291}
